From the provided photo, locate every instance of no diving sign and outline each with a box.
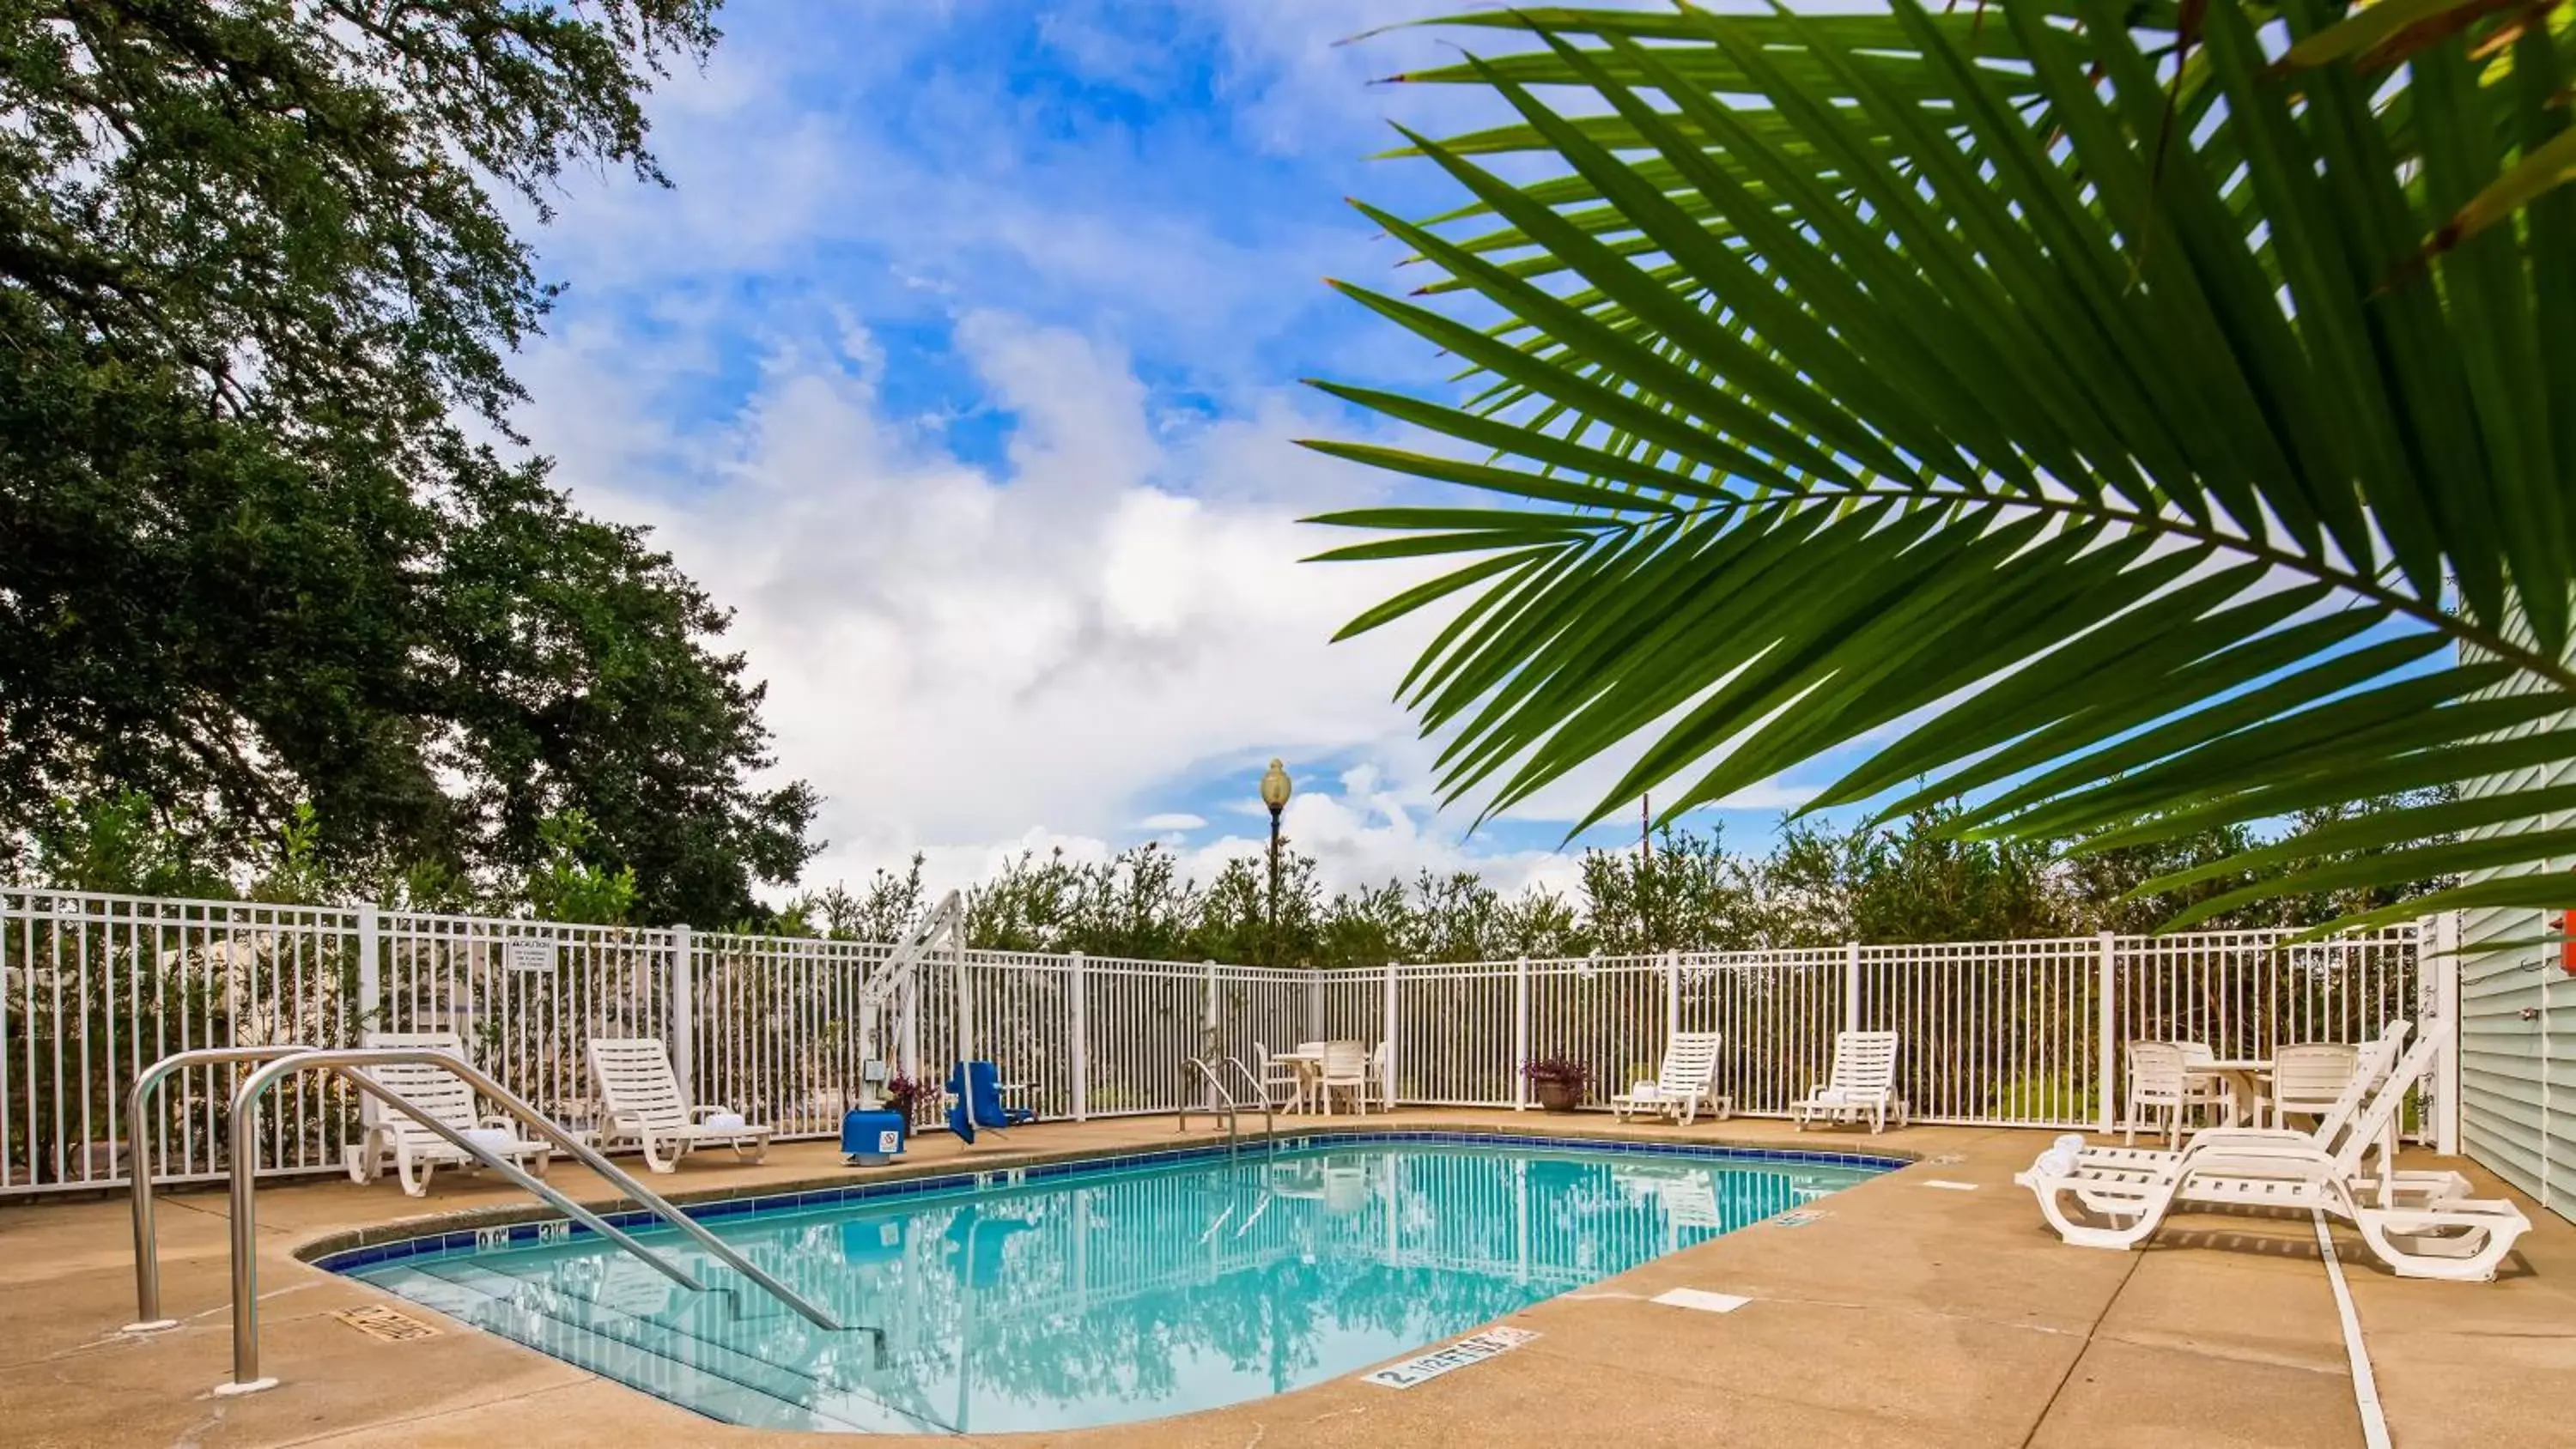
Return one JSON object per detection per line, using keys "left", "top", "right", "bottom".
{"left": 1359, "top": 1327, "right": 1539, "bottom": 1389}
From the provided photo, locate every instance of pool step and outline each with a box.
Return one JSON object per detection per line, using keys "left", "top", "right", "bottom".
{"left": 368, "top": 1258, "right": 949, "bottom": 1434}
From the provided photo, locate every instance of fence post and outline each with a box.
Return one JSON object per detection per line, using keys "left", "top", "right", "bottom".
{"left": 355, "top": 905, "right": 380, "bottom": 1040}
{"left": 2096, "top": 930, "right": 2117, "bottom": 1134}
{"left": 956, "top": 943, "right": 974, "bottom": 1072}
{"left": 1842, "top": 942, "right": 1861, "bottom": 1034}
{"left": 1202, "top": 960, "right": 1218, "bottom": 1056}
{"left": 1513, "top": 955, "right": 1531, "bottom": 1111}
{"left": 2433, "top": 912, "right": 2462, "bottom": 1155}
{"left": 1383, "top": 961, "right": 1400, "bottom": 1108}
{"left": 670, "top": 925, "right": 695, "bottom": 1104}
{"left": 1070, "top": 952, "right": 1089, "bottom": 1123}
{"left": 1664, "top": 950, "right": 1681, "bottom": 1033}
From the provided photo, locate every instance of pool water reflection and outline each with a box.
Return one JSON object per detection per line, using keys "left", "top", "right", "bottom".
{"left": 347, "top": 1139, "right": 1880, "bottom": 1434}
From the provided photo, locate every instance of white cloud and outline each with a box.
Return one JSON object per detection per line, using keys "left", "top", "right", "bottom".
{"left": 524, "top": 306, "right": 1482, "bottom": 886}
{"left": 491, "top": 4, "right": 1868, "bottom": 906}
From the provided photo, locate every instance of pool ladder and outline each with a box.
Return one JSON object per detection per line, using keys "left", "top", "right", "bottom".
{"left": 1177, "top": 1055, "right": 1274, "bottom": 1159}
{"left": 122, "top": 1045, "right": 878, "bottom": 1397}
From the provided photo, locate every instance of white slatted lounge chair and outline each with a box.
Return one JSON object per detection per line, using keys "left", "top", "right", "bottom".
{"left": 1791, "top": 1031, "right": 1906, "bottom": 1132}
{"left": 1372, "top": 1040, "right": 1396, "bottom": 1113}
{"left": 2018, "top": 1034, "right": 2529, "bottom": 1281}
{"left": 1608, "top": 1031, "right": 1730, "bottom": 1125}
{"left": 2058, "top": 1022, "right": 2410, "bottom": 1179}
{"left": 344, "top": 1030, "right": 550, "bottom": 1197}
{"left": 587, "top": 1037, "right": 773, "bottom": 1173}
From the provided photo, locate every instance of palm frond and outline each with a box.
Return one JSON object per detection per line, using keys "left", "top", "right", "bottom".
{"left": 1307, "top": 0, "right": 2576, "bottom": 938}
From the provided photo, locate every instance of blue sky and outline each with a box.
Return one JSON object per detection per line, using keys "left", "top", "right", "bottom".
{"left": 507, "top": 1, "right": 1851, "bottom": 899}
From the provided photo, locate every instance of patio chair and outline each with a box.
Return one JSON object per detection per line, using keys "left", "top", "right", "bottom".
{"left": 1790, "top": 1031, "right": 1906, "bottom": 1132}
{"left": 587, "top": 1037, "right": 773, "bottom": 1173}
{"left": 2018, "top": 1034, "right": 2528, "bottom": 1282}
{"left": 2121, "top": 1042, "right": 2196, "bottom": 1150}
{"left": 1315, "top": 1040, "right": 1371, "bottom": 1115}
{"left": 2268, "top": 1043, "right": 2360, "bottom": 1130}
{"left": 1254, "top": 1042, "right": 1305, "bottom": 1113}
{"left": 1608, "top": 1031, "right": 1731, "bottom": 1126}
{"left": 1371, "top": 1040, "right": 1395, "bottom": 1113}
{"left": 344, "top": 1029, "right": 550, "bottom": 1197}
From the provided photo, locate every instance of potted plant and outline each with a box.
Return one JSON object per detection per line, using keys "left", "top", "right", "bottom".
{"left": 1522, "top": 1055, "right": 1591, "bottom": 1113}
{"left": 882, "top": 1072, "right": 925, "bottom": 1126}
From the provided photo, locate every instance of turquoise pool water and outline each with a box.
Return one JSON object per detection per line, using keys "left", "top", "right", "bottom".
{"left": 335, "top": 1135, "right": 1887, "bottom": 1434}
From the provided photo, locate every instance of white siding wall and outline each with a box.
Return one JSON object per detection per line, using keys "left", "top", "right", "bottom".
{"left": 2460, "top": 612, "right": 2575, "bottom": 1223}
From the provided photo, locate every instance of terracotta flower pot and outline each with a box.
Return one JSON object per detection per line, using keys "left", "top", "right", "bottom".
{"left": 1534, "top": 1080, "right": 1582, "bottom": 1113}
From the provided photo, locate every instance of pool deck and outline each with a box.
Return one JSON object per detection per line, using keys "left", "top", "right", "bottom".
{"left": 0, "top": 1110, "right": 2566, "bottom": 1448}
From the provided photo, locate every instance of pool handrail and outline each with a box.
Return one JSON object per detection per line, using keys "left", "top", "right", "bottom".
{"left": 1177, "top": 1056, "right": 1273, "bottom": 1157}
{"left": 1217, "top": 1056, "right": 1276, "bottom": 1149}
{"left": 216, "top": 1046, "right": 854, "bottom": 1396}
{"left": 125, "top": 1044, "right": 318, "bottom": 1331}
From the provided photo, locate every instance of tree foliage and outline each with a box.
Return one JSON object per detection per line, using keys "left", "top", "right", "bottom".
{"left": 776, "top": 794, "right": 2450, "bottom": 965}
{"left": 0, "top": 0, "right": 815, "bottom": 924}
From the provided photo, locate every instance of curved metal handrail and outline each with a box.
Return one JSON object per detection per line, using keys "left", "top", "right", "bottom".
{"left": 125, "top": 1045, "right": 316, "bottom": 1331}
{"left": 216, "top": 1047, "right": 854, "bottom": 1395}
{"left": 1177, "top": 1056, "right": 1277, "bottom": 1158}
{"left": 1216, "top": 1056, "right": 1276, "bottom": 1149}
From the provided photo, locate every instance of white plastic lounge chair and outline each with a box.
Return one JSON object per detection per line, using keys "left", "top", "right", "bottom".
{"left": 1372, "top": 1040, "right": 1396, "bottom": 1113}
{"left": 2056, "top": 1022, "right": 2409, "bottom": 1179}
{"left": 1608, "top": 1031, "right": 1731, "bottom": 1125}
{"left": 1315, "top": 1040, "right": 1370, "bottom": 1115}
{"left": 587, "top": 1037, "right": 773, "bottom": 1173}
{"left": 1791, "top": 1031, "right": 1906, "bottom": 1132}
{"left": 2018, "top": 1034, "right": 2529, "bottom": 1281}
{"left": 343, "top": 1030, "right": 550, "bottom": 1197}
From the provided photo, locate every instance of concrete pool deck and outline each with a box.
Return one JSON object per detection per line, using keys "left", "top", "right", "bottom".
{"left": 0, "top": 1111, "right": 2566, "bottom": 1448}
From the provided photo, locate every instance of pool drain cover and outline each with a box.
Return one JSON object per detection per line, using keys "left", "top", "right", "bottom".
{"left": 333, "top": 1305, "right": 440, "bottom": 1343}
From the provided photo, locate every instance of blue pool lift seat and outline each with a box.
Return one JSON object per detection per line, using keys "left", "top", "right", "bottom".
{"left": 945, "top": 1059, "right": 1036, "bottom": 1143}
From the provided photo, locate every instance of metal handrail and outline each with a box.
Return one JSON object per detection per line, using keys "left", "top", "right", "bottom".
{"left": 125, "top": 1045, "right": 317, "bottom": 1331}
{"left": 216, "top": 1047, "right": 857, "bottom": 1395}
{"left": 1177, "top": 1056, "right": 1276, "bottom": 1158}
{"left": 1177, "top": 1056, "right": 1240, "bottom": 1153}
{"left": 1216, "top": 1056, "right": 1276, "bottom": 1149}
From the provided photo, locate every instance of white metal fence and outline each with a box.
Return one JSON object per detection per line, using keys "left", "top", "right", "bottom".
{"left": 0, "top": 886, "right": 2442, "bottom": 1197}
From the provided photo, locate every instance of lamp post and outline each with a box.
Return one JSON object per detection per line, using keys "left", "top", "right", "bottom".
{"left": 1260, "top": 759, "right": 1292, "bottom": 967}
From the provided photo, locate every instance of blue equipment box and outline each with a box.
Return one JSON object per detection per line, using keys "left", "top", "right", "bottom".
{"left": 840, "top": 1108, "right": 908, "bottom": 1166}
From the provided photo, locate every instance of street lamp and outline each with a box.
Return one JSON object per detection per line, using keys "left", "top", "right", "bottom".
{"left": 1260, "top": 759, "right": 1292, "bottom": 967}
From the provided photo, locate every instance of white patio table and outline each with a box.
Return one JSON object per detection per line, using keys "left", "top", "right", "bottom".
{"left": 2189, "top": 1058, "right": 2273, "bottom": 1129}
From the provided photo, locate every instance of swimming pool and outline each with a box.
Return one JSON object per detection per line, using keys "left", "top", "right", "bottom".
{"left": 326, "top": 1133, "right": 1893, "bottom": 1434}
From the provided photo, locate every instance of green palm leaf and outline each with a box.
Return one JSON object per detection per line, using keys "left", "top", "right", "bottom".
{"left": 1306, "top": 0, "right": 2576, "bottom": 939}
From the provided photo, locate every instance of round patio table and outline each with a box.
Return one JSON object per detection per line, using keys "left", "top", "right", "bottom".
{"left": 2189, "top": 1058, "right": 2272, "bottom": 1128}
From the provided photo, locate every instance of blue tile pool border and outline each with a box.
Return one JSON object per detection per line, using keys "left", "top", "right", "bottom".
{"left": 309, "top": 1129, "right": 1906, "bottom": 1274}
